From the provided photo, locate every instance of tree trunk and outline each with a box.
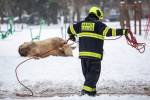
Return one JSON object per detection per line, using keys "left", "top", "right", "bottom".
{"left": 19, "top": 11, "right": 22, "bottom": 23}
{"left": 1, "top": 15, "right": 4, "bottom": 24}
{"left": 72, "top": 10, "right": 75, "bottom": 22}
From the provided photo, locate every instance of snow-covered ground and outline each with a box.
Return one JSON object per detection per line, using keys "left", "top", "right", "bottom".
{"left": 0, "top": 21, "right": 150, "bottom": 100}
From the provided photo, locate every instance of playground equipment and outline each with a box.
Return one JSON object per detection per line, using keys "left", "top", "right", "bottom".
{"left": 120, "top": 1, "right": 131, "bottom": 29}
{"left": 30, "top": 18, "right": 45, "bottom": 41}
{"left": 120, "top": 1, "right": 142, "bottom": 35}
{"left": 0, "top": 17, "right": 14, "bottom": 40}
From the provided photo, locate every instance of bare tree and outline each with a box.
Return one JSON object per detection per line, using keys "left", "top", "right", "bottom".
{"left": 71, "top": 0, "right": 87, "bottom": 22}
{"left": 0, "top": 0, "right": 12, "bottom": 23}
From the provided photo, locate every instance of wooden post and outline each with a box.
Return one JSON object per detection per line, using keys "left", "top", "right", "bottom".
{"left": 133, "top": 1, "right": 142, "bottom": 35}
{"left": 134, "top": 1, "right": 137, "bottom": 34}
{"left": 120, "top": 1, "right": 130, "bottom": 29}
{"left": 120, "top": 1, "right": 125, "bottom": 28}
{"left": 138, "top": 1, "right": 142, "bottom": 35}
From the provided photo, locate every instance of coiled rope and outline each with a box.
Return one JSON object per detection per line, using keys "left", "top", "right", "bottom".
{"left": 125, "top": 30, "right": 146, "bottom": 53}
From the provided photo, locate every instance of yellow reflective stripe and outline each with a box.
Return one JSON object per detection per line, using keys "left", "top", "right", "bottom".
{"left": 70, "top": 24, "right": 77, "bottom": 35}
{"left": 79, "top": 32, "right": 104, "bottom": 40}
{"left": 123, "top": 29, "right": 126, "bottom": 35}
{"left": 83, "top": 85, "right": 96, "bottom": 92}
{"left": 80, "top": 52, "right": 102, "bottom": 59}
{"left": 103, "top": 26, "right": 109, "bottom": 36}
{"left": 112, "top": 28, "right": 116, "bottom": 36}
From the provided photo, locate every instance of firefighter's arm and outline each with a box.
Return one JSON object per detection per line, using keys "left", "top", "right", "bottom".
{"left": 67, "top": 24, "right": 77, "bottom": 41}
{"left": 103, "top": 26, "right": 128, "bottom": 37}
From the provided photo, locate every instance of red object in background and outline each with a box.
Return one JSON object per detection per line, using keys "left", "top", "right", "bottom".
{"left": 144, "top": 13, "right": 150, "bottom": 39}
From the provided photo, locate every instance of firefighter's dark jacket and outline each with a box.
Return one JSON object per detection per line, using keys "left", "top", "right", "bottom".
{"left": 68, "top": 15, "right": 127, "bottom": 60}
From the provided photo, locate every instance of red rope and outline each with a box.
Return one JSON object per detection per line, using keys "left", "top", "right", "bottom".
{"left": 125, "top": 30, "right": 146, "bottom": 53}
{"left": 144, "top": 14, "right": 150, "bottom": 39}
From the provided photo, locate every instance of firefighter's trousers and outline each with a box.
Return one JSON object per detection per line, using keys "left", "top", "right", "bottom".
{"left": 81, "top": 58, "right": 101, "bottom": 89}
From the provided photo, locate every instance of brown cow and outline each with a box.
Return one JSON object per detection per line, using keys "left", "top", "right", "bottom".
{"left": 18, "top": 37, "right": 73, "bottom": 58}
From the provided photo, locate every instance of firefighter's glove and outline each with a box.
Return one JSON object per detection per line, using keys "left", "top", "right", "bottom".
{"left": 124, "top": 29, "right": 129, "bottom": 36}
{"left": 69, "top": 35, "right": 76, "bottom": 41}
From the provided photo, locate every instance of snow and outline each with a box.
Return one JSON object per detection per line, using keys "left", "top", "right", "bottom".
{"left": 0, "top": 21, "right": 150, "bottom": 100}
{"left": 3, "top": 95, "right": 150, "bottom": 100}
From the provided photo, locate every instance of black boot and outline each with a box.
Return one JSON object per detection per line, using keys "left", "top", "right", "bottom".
{"left": 80, "top": 90, "right": 97, "bottom": 96}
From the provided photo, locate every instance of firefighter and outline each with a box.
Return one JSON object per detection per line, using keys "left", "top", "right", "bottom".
{"left": 67, "top": 6, "right": 128, "bottom": 96}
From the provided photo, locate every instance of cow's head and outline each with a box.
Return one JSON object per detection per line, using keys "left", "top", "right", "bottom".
{"left": 18, "top": 42, "right": 36, "bottom": 56}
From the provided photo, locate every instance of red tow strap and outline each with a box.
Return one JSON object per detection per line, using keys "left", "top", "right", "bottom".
{"left": 125, "top": 30, "right": 146, "bottom": 53}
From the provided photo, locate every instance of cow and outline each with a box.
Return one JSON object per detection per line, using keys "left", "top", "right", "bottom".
{"left": 18, "top": 37, "right": 73, "bottom": 58}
